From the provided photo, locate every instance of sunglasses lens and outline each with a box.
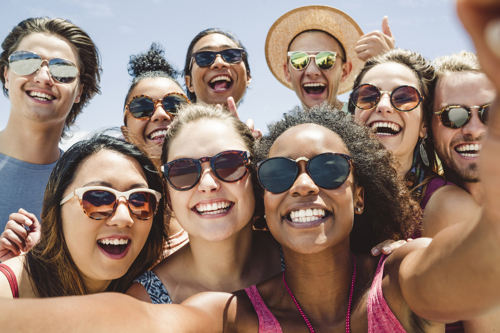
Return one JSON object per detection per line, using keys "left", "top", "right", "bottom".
{"left": 289, "top": 52, "right": 310, "bottom": 70}
{"left": 315, "top": 52, "right": 336, "bottom": 70}
{"left": 258, "top": 158, "right": 297, "bottom": 193}
{"left": 352, "top": 85, "right": 380, "bottom": 110}
{"left": 221, "top": 49, "right": 243, "bottom": 63}
{"left": 129, "top": 97, "right": 155, "bottom": 119}
{"left": 214, "top": 153, "right": 247, "bottom": 182}
{"left": 9, "top": 51, "right": 42, "bottom": 76}
{"left": 309, "top": 154, "right": 350, "bottom": 189}
{"left": 82, "top": 190, "right": 117, "bottom": 219}
{"left": 480, "top": 105, "right": 490, "bottom": 125}
{"left": 162, "top": 95, "right": 188, "bottom": 115}
{"left": 392, "top": 86, "right": 421, "bottom": 111}
{"left": 194, "top": 52, "right": 216, "bottom": 67}
{"left": 167, "top": 160, "right": 200, "bottom": 190}
{"left": 443, "top": 107, "right": 469, "bottom": 128}
{"left": 128, "top": 192, "right": 157, "bottom": 219}
{"left": 48, "top": 58, "right": 79, "bottom": 83}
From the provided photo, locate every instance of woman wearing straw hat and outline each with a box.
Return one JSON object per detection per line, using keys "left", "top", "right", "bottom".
{"left": 265, "top": 5, "right": 394, "bottom": 111}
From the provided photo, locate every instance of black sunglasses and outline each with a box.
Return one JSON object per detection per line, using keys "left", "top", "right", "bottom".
{"left": 257, "top": 153, "right": 352, "bottom": 194}
{"left": 190, "top": 48, "right": 245, "bottom": 70}
{"left": 125, "top": 93, "right": 190, "bottom": 120}
{"left": 434, "top": 104, "right": 490, "bottom": 129}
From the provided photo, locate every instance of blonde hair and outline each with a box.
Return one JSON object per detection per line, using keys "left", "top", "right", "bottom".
{"left": 433, "top": 51, "right": 481, "bottom": 77}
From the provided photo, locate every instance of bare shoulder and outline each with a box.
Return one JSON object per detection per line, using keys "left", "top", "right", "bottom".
{"left": 0, "top": 256, "right": 25, "bottom": 299}
{"left": 464, "top": 311, "right": 500, "bottom": 332}
{"left": 126, "top": 282, "right": 153, "bottom": 303}
{"left": 422, "top": 184, "right": 481, "bottom": 237}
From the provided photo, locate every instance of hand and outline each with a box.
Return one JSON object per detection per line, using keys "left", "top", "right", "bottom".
{"left": 225, "top": 97, "right": 263, "bottom": 140}
{"left": 371, "top": 238, "right": 412, "bottom": 256}
{"left": 0, "top": 209, "right": 41, "bottom": 261}
{"left": 355, "top": 16, "right": 395, "bottom": 61}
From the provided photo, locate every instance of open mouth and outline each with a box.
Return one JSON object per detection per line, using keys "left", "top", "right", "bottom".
{"left": 209, "top": 75, "right": 233, "bottom": 92}
{"left": 370, "top": 121, "right": 402, "bottom": 136}
{"left": 284, "top": 208, "right": 331, "bottom": 223}
{"left": 193, "top": 201, "right": 234, "bottom": 216}
{"left": 455, "top": 143, "right": 481, "bottom": 158}
{"left": 97, "top": 238, "right": 131, "bottom": 256}
{"left": 147, "top": 129, "right": 168, "bottom": 141}
{"left": 27, "top": 90, "right": 55, "bottom": 101}
{"left": 302, "top": 83, "right": 326, "bottom": 95}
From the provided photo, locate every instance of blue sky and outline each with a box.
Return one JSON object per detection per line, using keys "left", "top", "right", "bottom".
{"left": 0, "top": 0, "right": 474, "bottom": 149}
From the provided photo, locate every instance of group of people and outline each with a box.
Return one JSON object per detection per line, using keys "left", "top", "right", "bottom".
{"left": 0, "top": 2, "right": 499, "bottom": 332}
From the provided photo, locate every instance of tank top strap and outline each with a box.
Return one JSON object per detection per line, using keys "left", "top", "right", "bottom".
{"left": 0, "top": 263, "right": 19, "bottom": 298}
{"left": 245, "top": 285, "right": 283, "bottom": 333}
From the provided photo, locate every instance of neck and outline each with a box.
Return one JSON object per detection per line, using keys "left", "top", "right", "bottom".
{"left": 185, "top": 223, "right": 256, "bottom": 291}
{"left": 83, "top": 277, "right": 111, "bottom": 295}
{"left": 445, "top": 171, "right": 483, "bottom": 205}
{"left": 399, "top": 152, "right": 414, "bottom": 179}
{"left": 0, "top": 112, "right": 63, "bottom": 163}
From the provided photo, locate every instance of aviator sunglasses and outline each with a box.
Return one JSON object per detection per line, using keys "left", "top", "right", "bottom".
{"left": 8, "top": 50, "right": 79, "bottom": 84}
{"left": 288, "top": 51, "right": 342, "bottom": 71}
{"left": 257, "top": 153, "right": 352, "bottom": 194}
{"left": 60, "top": 186, "right": 161, "bottom": 220}
{"left": 125, "top": 92, "right": 191, "bottom": 120}
{"left": 190, "top": 48, "right": 245, "bottom": 70}
{"left": 162, "top": 150, "right": 250, "bottom": 191}
{"left": 434, "top": 104, "right": 490, "bottom": 129}
{"left": 350, "top": 84, "right": 424, "bottom": 112}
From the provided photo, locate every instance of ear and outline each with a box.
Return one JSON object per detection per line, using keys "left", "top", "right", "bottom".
{"left": 3, "top": 66, "right": 9, "bottom": 91}
{"left": 120, "top": 125, "right": 131, "bottom": 143}
{"left": 354, "top": 185, "right": 364, "bottom": 215}
{"left": 74, "top": 83, "right": 84, "bottom": 104}
{"left": 246, "top": 70, "right": 251, "bottom": 87}
{"left": 419, "top": 118, "right": 427, "bottom": 139}
{"left": 185, "top": 75, "right": 195, "bottom": 93}
{"left": 340, "top": 60, "right": 353, "bottom": 83}
{"left": 283, "top": 62, "right": 292, "bottom": 83}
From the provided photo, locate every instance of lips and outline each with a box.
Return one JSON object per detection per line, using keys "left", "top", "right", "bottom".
{"left": 369, "top": 121, "right": 402, "bottom": 136}
{"left": 193, "top": 200, "right": 234, "bottom": 216}
{"left": 209, "top": 75, "right": 233, "bottom": 92}
{"left": 302, "top": 82, "right": 326, "bottom": 95}
{"left": 283, "top": 207, "right": 332, "bottom": 229}
{"left": 97, "top": 238, "right": 131, "bottom": 259}
{"left": 27, "top": 90, "right": 56, "bottom": 102}
{"left": 454, "top": 143, "right": 481, "bottom": 158}
{"left": 147, "top": 128, "right": 168, "bottom": 141}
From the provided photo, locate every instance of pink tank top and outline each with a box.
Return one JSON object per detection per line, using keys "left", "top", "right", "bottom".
{"left": 245, "top": 285, "right": 282, "bottom": 333}
{"left": 367, "top": 255, "right": 407, "bottom": 332}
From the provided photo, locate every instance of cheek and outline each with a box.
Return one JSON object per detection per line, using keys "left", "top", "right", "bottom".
{"left": 354, "top": 109, "right": 370, "bottom": 124}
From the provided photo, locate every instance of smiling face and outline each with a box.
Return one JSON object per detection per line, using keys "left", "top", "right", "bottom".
{"left": 60, "top": 149, "right": 153, "bottom": 293}
{"left": 3, "top": 32, "right": 83, "bottom": 127}
{"left": 284, "top": 31, "right": 351, "bottom": 110}
{"left": 264, "top": 124, "right": 363, "bottom": 254}
{"left": 432, "top": 72, "right": 494, "bottom": 184}
{"left": 354, "top": 62, "right": 426, "bottom": 175}
{"left": 166, "top": 118, "right": 255, "bottom": 242}
{"left": 185, "top": 33, "right": 251, "bottom": 105}
{"left": 124, "top": 77, "right": 185, "bottom": 159}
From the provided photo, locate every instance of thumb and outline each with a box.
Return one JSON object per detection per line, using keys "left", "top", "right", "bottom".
{"left": 382, "top": 16, "right": 393, "bottom": 37}
{"left": 227, "top": 96, "right": 240, "bottom": 119}
{"left": 246, "top": 118, "right": 255, "bottom": 131}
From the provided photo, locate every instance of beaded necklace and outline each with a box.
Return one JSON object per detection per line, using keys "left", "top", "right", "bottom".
{"left": 282, "top": 255, "right": 357, "bottom": 333}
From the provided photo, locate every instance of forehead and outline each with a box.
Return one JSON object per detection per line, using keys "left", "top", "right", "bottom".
{"left": 288, "top": 30, "right": 343, "bottom": 53}
{"left": 193, "top": 33, "right": 239, "bottom": 52}
{"left": 434, "top": 72, "right": 495, "bottom": 109}
{"left": 128, "top": 77, "right": 183, "bottom": 101}
{"left": 361, "top": 62, "right": 420, "bottom": 88}
{"left": 14, "top": 32, "right": 79, "bottom": 64}
{"left": 269, "top": 123, "right": 348, "bottom": 158}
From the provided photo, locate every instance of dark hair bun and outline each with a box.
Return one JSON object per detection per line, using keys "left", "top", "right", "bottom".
{"left": 128, "top": 43, "right": 178, "bottom": 78}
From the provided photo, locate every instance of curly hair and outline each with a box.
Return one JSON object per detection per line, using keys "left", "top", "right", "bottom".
{"left": 347, "top": 48, "right": 438, "bottom": 174}
{"left": 0, "top": 17, "right": 101, "bottom": 139}
{"left": 26, "top": 134, "right": 168, "bottom": 297}
{"left": 182, "top": 28, "right": 251, "bottom": 103}
{"left": 256, "top": 106, "right": 421, "bottom": 253}
{"left": 161, "top": 103, "right": 265, "bottom": 227}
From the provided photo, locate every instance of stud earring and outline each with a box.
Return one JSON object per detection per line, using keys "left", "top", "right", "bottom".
{"left": 355, "top": 207, "right": 362, "bottom": 212}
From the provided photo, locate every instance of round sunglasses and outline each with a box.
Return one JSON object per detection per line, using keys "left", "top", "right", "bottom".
{"left": 434, "top": 104, "right": 490, "bottom": 129}
{"left": 257, "top": 153, "right": 352, "bottom": 194}
{"left": 60, "top": 186, "right": 161, "bottom": 220}
{"left": 287, "top": 51, "right": 342, "bottom": 71}
{"left": 125, "top": 92, "right": 190, "bottom": 120}
{"left": 189, "top": 48, "right": 245, "bottom": 70}
{"left": 162, "top": 150, "right": 250, "bottom": 191}
{"left": 8, "top": 50, "right": 79, "bottom": 84}
{"left": 350, "top": 84, "right": 424, "bottom": 112}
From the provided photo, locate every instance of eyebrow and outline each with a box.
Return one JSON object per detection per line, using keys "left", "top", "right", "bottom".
{"left": 195, "top": 44, "right": 236, "bottom": 52}
{"left": 82, "top": 181, "right": 149, "bottom": 189}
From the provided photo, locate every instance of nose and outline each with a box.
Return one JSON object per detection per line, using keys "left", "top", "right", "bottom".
{"left": 376, "top": 92, "right": 394, "bottom": 114}
{"left": 304, "top": 59, "right": 321, "bottom": 78}
{"left": 197, "top": 162, "right": 220, "bottom": 193}
{"left": 33, "top": 60, "right": 54, "bottom": 86}
{"left": 211, "top": 54, "right": 229, "bottom": 69}
{"left": 151, "top": 102, "right": 173, "bottom": 122}
{"left": 462, "top": 108, "right": 487, "bottom": 138}
{"left": 289, "top": 162, "right": 319, "bottom": 197}
{"left": 106, "top": 197, "right": 134, "bottom": 228}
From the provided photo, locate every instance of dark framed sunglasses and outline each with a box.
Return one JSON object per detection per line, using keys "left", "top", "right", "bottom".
{"left": 125, "top": 92, "right": 191, "bottom": 120}
{"left": 350, "top": 84, "right": 424, "bottom": 112}
{"left": 60, "top": 186, "right": 162, "bottom": 220}
{"left": 434, "top": 104, "right": 490, "bottom": 129}
{"left": 190, "top": 48, "right": 245, "bottom": 69}
{"left": 287, "top": 51, "right": 342, "bottom": 71}
{"left": 162, "top": 150, "right": 250, "bottom": 191}
{"left": 257, "top": 153, "right": 352, "bottom": 194}
{"left": 8, "top": 50, "right": 79, "bottom": 84}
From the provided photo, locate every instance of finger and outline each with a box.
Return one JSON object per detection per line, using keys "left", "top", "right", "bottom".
{"left": 0, "top": 236, "right": 23, "bottom": 256}
{"left": 5, "top": 221, "right": 29, "bottom": 239}
{"left": 371, "top": 240, "right": 394, "bottom": 256}
{"left": 246, "top": 118, "right": 255, "bottom": 132}
{"left": 227, "top": 97, "right": 240, "bottom": 119}
{"left": 382, "top": 239, "right": 407, "bottom": 255}
{"left": 1, "top": 229, "right": 26, "bottom": 252}
{"left": 252, "top": 129, "right": 263, "bottom": 140}
{"left": 382, "top": 16, "right": 393, "bottom": 37}
{"left": 485, "top": 19, "right": 500, "bottom": 59}
{"left": 215, "top": 103, "right": 223, "bottom": 111}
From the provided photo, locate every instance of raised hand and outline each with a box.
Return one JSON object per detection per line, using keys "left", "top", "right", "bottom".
{"left": 355, "top": 16, "right": 395, "bottom": 61}
{"left": 0, "top": 209, "right": 41, "bottom": 261}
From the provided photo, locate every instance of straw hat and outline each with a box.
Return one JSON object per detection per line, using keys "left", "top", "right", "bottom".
{"left": 265, "top": 5, "right": 364, "bottom": 95}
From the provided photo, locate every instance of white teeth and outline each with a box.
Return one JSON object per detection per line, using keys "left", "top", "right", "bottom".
{"left": 149, "top": 130, "right": 168, "bottom": 139}
{"left": 303, "top": 83, "right": 325, "bottom": 87}
{"left": 210, "top": 76, "right": 231, "bottom": 83}
{"left": 289, "top": 208, "right": 326, "bottom": 223}
{"left": 370, "top": 121, "right": 401, "bottom": 135}
{"left": 456, "top": 143, "right": 482, "bottom": 152}
{"left": 98, "top": 239, "right": 129, "bottom": 245}
{"left": 29, "top": 91, "right": 55, "bottom": 101}
{"left": 195, "top": 201, "right": 232, "bottom": 215}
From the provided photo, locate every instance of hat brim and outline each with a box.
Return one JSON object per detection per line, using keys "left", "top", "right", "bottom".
{"left": 265, "top": 5, "right": 365, "bottom": 96}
